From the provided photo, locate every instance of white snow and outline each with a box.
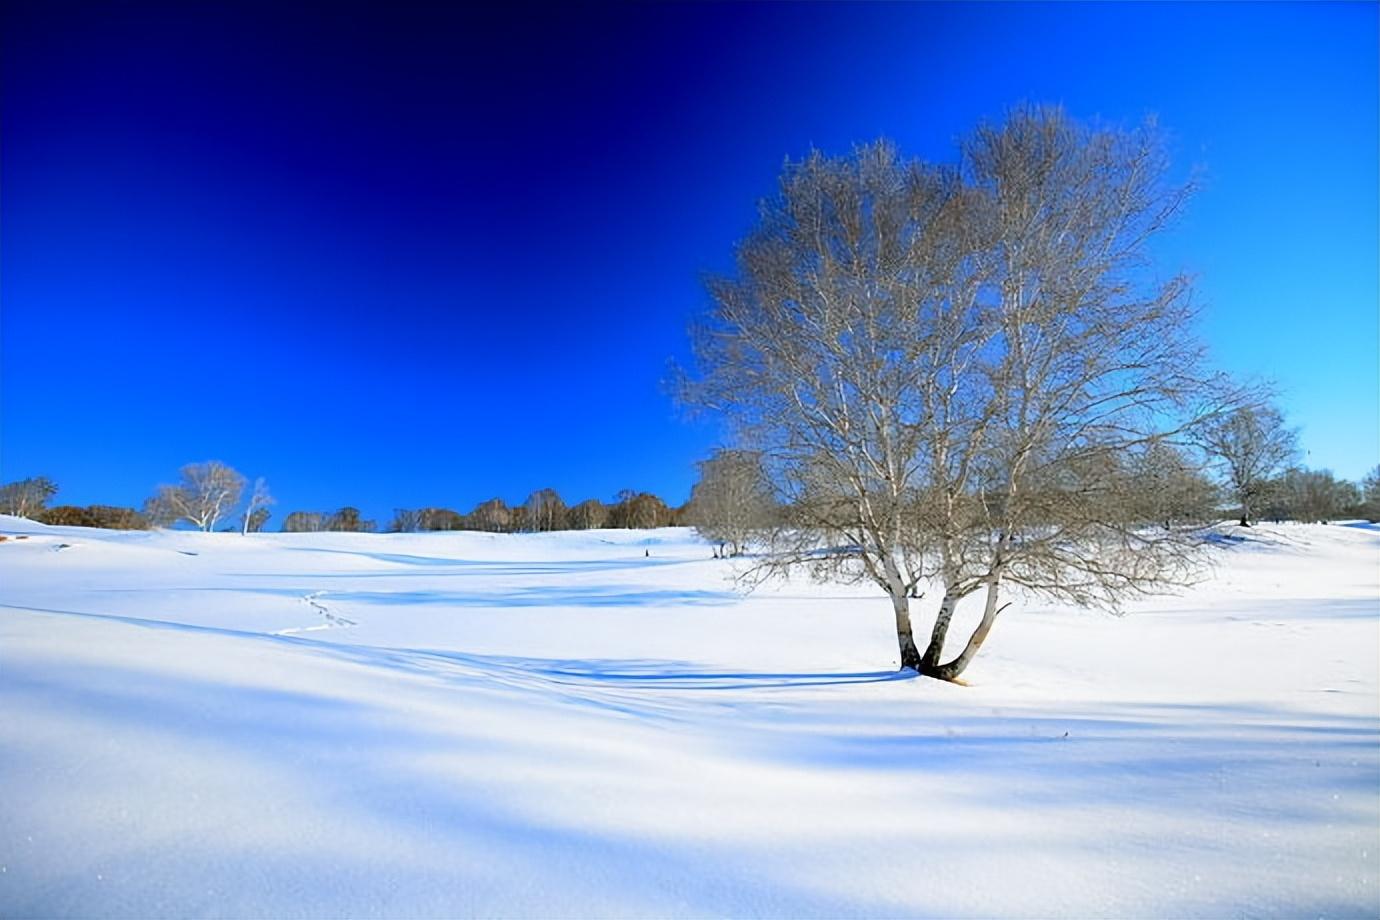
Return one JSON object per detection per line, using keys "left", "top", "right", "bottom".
{"left": 1, "top": 516, "right": 1376, "bottom": 917}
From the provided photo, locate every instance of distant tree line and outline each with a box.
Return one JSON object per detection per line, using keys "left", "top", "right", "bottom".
{"left": 384, "top": 489, "right": 684, "bottom": 534}
{"left": 0, "top": 469, "right": 693, "bottom": 534}
{"left": 681, "top": 408, "right": 1380, "bottom": 554}
{"left": 3, "top": 442, "right": 1376, "bottom": 537}
{"left": 2, "top": 449, "right": 1380, "bottom": 535}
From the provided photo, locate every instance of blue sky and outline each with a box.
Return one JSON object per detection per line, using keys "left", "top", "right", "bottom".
{"left": 2, "top": 1, "right": 1376, "bottom": 523}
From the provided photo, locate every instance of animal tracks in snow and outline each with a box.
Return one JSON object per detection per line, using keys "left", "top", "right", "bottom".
{"left": 273, "top": 591, "right": 357, "bottom": 635}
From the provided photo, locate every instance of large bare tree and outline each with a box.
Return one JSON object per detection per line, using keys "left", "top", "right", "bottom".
{"left": 681, "top": 107, "right": 1236, "bottom": 680}
{"left": 145, "top": 461, "right": 246, "bottom": 531}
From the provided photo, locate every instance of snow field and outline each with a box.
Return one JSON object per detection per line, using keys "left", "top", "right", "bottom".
{"left": 0, "top": 517, "right": 1376, "bottom": 917}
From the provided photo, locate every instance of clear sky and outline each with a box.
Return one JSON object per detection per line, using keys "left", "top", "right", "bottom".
{"left": 3, "top": 1, "right": 1376, "bottom": 524}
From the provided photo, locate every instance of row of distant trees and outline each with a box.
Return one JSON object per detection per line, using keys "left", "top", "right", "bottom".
{"left": 0, "top": 466, "right": 689, "bottom": 534}
{"left": 3, "top": 430, "right": 1375, "bottom": 539}
{"left": 691, "top": 448, "right": 1380, "bottom": 555}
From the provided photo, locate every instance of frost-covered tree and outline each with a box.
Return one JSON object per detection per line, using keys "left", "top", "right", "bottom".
{"left": 681, "top": 107, "right": 1236, "bottom": 680}
{"left": 688, "top": 449, "right": 775, "bottom": 556}
{"left": 145, "top": 461, "right": 246, "bottom": 531}
{"left": 0, "top": 476, "right": 58, "bottom": 519}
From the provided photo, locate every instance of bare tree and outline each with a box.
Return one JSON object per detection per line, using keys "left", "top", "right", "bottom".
{"left": 567, "top": 499, "right": 609, "bottom": 530}
{"left": 327, "top": 506, "right": 375, "bottom": 532}
{"left": 1197, "top": 405, "right": 1299, "bottom": 526}
{"left": 688, "top": 449, "right": 775, "bottom": 556}
{"left": 0, "top": 476, "right": 59, "bottom": 518}
{"left": 1360, "top": 466, "right": 1380, "bottom": 522}
{"left": 609, "top": 490, "right": 671, "bottom": 529}
{"left": 389, "top": 508, "right": 423, "bottom": 532}
{"left": 37, "top": 505, "right": 99, "bottom": 527}
{"left": 282, "top": 510, "right": 329, "bottom": 532}
{"left": 421, "top": 508, "right": 465, "bottom": 531}
{"left": 523, "top": 488, "right": 567, "bottom": 532}
{"left": 1128, "top": 441, "right": 1220, "bottom": 529}
{"left": 241, "top": 477, "right": 275, "bottom": 534}
{"left": 469, "top": 497, "right": 512, "bottom": 533}
{"left": 144, "top": 461, "right": 246, "bottom": 531}
{"left": 86, "top": 505, "right": 151, "bottom": 530}
{"left": 681, "top": 107, "right": 1236, "bottom": 680}
{"left": 1270, "top": 467, "right": 1359, "bottom": 524}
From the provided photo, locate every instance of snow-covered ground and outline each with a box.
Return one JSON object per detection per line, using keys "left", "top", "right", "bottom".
{"left": 1, "top": 515, "right": 1376, "bottom": 918}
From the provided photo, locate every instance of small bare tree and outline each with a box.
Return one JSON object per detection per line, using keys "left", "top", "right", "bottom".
{"left": 389, "top": 508, "right": 423, "bottom": 532}
{"left": 241, "top": 477, "right": 275, "bottom": 534}
{"left": 1128, "top": 442, "right": 1220, "bottom": 529}
{"left": 469, "top": 497, "right": 512, "bottom": 533}
{"left": 1271, "top": 467, "right": 1359, "bottom": 524}
{"left": 567, "top": 499, "right": 609, "bottom": 530}
{"left": 281, "top": 510, "right": 329, "bottom": 532}
{"left": 523, "top": 488, "right": 568, "bottom": 532}
{"left": 327, "top": 506, "right": 375, "bottom": 532}
{"left": 0, "top": 476, "right": 58, "bottom": 518}
{"left": 682, "top": 107, "right": 1237, "bottom": 680}
{"left": 688, "top": 449, "right": 775, "bottom": 556}
{"left": 145, "top": 461, "right": 246, "bottom": 531}
{"left": 609, "top": 490, "right": 671, "bottom": 529}
{"left": 1360, "top": 466, "right": 1380, "bottom": 522}
{"left": 1197, "top": 405, "right": 1299, "bottom": 525}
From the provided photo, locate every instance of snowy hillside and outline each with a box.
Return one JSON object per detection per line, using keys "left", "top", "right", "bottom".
{"left": 1, "top": 516, "right": 1376, "bottom": 918}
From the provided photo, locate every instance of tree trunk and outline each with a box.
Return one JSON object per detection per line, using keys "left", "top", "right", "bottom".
{"left": 925, "top": 580, "right": 1006, "bottom": 682}
{"left": 891, "top": 591, "right": 922, "bottom": 671}
{"left": 919, "top": 592, "right": 960, "bottom": 672}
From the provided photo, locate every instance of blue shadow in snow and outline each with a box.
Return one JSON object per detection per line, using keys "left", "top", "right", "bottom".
{"left": 267, "top": 545, "right": 699, "bottom": 575}
{"left": 327, "top": 584, "right": 736, "bottom": 608}
{"left": 0, "top": 601, "right": 909, "bottom": 696}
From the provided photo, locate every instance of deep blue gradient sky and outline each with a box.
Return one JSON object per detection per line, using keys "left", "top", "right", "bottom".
{"left": 3, "top": 2, "right": 1376, "bottom": 522}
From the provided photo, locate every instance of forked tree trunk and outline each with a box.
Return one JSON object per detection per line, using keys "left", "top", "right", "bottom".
{"left": 891, "top": 591, "right": 922, "bottom": 671}
{"left": 925, "top": 580, "right": 1006, "bottom": 682}
{"left": 919, "top": 592, "right": 960, "bottom": 672}
{"left": 915, "top": 583, "right": 1008, "bottom": 682}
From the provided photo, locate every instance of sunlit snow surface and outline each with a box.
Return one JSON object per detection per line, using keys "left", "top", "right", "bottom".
{"left": 1, "top": 516, "right": 1376, "bottom": 918}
